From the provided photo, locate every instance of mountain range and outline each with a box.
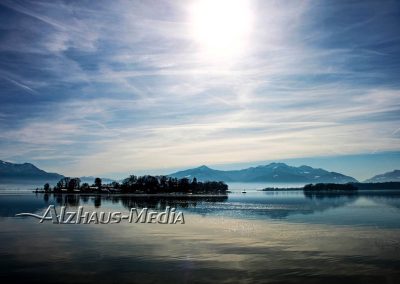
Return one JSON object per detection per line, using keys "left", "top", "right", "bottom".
{"left": 0, "top": 160, "right": 114, "bottom": 185}
{"left": 0, "top": 160, "right": 63, "bottom": 181}
{"left": 169, "top": 163, "right": 358, "bottom": 183}
{"left": 365, "top": 170, "right": 400, "bottom": 183}
{"left": 1, "top": 159, "right": 400, "bottom": 184}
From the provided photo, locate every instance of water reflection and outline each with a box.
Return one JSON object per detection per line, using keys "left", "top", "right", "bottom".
{"left": 38, "top": 192, "right": 359, "bottom": 220}
{"left": 1, "top": 195, "right": 400, "bottom": 284}
{"left": 225, "top": 191, "right": 360, "bottom": 220}
{"left": 2, "top": 191, "right": 400, "bottom": 227}
{"left": 303, "top": 190, "right": 358, "bottom": 199}
{"left": 36, "top": 190, "right": 400, "bottom": 224}
{"left": 42, "top": 193, "right": 229, "bottom": 210}
{"left": 1, "top": 191, "right": 400, "bottom": 283}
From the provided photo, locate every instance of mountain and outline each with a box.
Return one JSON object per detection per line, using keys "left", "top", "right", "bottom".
{"left": 365, "top": 170, "right": 400, "bottom": 183}
{"left": 169, "top": 165, "right": 230, "bottom": 181}
{"left": 169, "top": 163, "right": 358, "bottom": 183}
{"left": 0, "top": 160, "right": 63, "bottom": 181}
{"left": 0, "top": 160, "right": 114, "bottom": 185}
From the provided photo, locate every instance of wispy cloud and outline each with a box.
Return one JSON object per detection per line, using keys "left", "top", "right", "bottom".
{"left": 0, "top": 0, "right": 399, "bottom": 178}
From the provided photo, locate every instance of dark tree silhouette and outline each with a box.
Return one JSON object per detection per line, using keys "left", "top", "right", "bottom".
{"left": 68, "top": 178, "right": 81, "bottom": 192}
{"left": 80, "top": 182, "right": 90, "bottom": 191}
{"left": 94, "top": 177, "right": 102, "bottom": 189}
{"left": 43, "top": 183, "right": 50, "bottom": 192}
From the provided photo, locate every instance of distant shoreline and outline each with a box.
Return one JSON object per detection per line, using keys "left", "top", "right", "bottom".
{"left": 261, "top": 182, "right": 400, "bottom": 191}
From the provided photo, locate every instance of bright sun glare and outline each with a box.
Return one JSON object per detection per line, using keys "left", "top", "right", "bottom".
{"left": 189, "top": 0, "right": 254, "bottom": 62}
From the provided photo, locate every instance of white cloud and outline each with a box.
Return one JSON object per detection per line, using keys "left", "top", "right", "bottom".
{"left": 0, "top": 0, "right": 399, "bottom": 177}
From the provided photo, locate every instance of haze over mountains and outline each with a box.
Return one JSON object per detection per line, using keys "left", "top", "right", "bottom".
{"left": 0, "top": 160, "right": 113, "bottom": 184}
{"left": 1, "top": 160, "right": 400, "bottom": 185}
{"left": 365, "top": 170, "right": 400, "bottom": 183}
{"left": 169, "top": 163, "right": 359, "bottom": 183}
{"left": 0, "top": 160, "right": 63, "bottom": 181}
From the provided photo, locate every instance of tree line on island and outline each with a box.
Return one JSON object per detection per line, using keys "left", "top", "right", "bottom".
{"left": 303, "top": 183, "right": 358, "bottom": 191}
{"left": 40, "top": 175, "right": 228, "bottom": 194}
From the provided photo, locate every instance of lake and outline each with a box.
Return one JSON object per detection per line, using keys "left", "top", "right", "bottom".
{"left": 0, "top": 188, "right": 400, "bottom": 283}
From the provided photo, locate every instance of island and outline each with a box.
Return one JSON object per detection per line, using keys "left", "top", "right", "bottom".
{"left": 303, "top": 183, "right": 358, "bottom": 191}
{"left": 261, "top": 182, "right": 400, "bottom": 192}
{"left": 36, "top": 175, "right": 228, "bottom": 195}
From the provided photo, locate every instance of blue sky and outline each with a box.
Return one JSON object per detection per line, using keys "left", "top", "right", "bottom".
{"left": 0, "top": 0, "right": 399, "bottom": 180}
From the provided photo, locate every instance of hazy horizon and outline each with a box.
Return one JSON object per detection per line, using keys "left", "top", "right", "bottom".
{"left": 2, "top": 150, "right": 400, "bottom": 181}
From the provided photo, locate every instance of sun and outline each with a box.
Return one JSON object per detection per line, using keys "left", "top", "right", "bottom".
{"left": 188, "top": 0, "right": 254, "bottom": 62}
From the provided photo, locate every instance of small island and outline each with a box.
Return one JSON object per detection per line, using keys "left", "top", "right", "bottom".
{"left": 262, "top": 182, "right": 400, "bottom": 192}
{"left": 261, "top": 184, "right": 358, "bottom": 192}
{"left": 36, "top": 175, "right": 228, "bottom": 195}
{"left": 302, "top": 183, "right": 358, "bottom": 198}
{"left": 303, "top": 183, "right": 358, "bottom": 192}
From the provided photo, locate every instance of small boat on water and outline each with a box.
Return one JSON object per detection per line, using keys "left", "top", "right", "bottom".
{"left": 241, "top": 190, "right": 247, "bottom": 193}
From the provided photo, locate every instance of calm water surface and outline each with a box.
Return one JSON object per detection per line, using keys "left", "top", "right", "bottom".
{"left": 0, "top": 188, "right": 400, "bottom": 283}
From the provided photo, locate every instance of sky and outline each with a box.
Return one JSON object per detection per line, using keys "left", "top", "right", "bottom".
{"left": 0, "top": 0, "right": 399, "bottom": 180}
